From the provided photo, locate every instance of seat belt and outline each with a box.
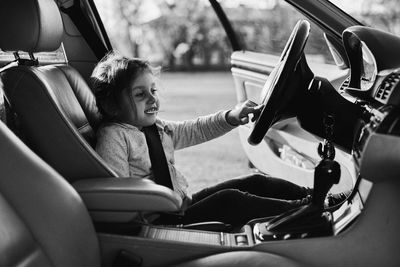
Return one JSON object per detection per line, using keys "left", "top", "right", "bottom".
{"left": 142, "top": 124, "right": 174, "bottom": 190}
{"left": 60, "top": 0, "right": 108, "bottom": 59}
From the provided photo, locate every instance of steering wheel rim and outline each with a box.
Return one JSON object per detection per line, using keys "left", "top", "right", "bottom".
{"left": 248, "top": 20, "right": 311, "bottom": 145}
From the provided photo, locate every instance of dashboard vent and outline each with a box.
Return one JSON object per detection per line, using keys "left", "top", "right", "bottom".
{"left": 339, "top": 77, "right": 350, "bottom": 91}
{"left": 375, "top": 71, "right": 400, "bottom": 103}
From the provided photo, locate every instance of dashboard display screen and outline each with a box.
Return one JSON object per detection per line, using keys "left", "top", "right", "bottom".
{"left": 360, "top": 42, "right": 377, "bottom": 91}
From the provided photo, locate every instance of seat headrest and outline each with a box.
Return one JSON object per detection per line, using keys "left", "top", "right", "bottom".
{"left": 0, "top": 0, "right": 63, "bottom": 53}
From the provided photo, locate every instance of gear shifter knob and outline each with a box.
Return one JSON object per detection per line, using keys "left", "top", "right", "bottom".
{"left": 261, "top": 158, "right": 340, "bottom": 237}
{"left": 312, "top": 159, "right": 341, "bottom": 208}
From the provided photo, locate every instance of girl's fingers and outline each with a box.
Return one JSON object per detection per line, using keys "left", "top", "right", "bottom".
{"left": 240, "top": 100, "right": 257, "bottom": 108}
{"left": 255, "top": 104, "right": 265, "bottom": 110}
{"left": 237, "top": 102, "right": 264, "bottom": 125}
{"left": 240, "top": 117, "right": 249, "bottom": 124}
{"left": 250, "top": 105, "right": 264, "bottom": 121}
{"left": 244, "top": 100, "right": 258, "bottom": 107}
{"left": 243, "top": 104, "right": 263, "bottom": 115}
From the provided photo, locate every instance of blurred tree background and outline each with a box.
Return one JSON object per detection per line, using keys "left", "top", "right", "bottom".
{"left": 94, "top": 0, "right": 400, "bottom": 71}
{"left": 332, "top": 0, "right": 400, "bottom": 35}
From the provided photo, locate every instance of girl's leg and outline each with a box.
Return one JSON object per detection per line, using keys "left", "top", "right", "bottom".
{"left": 192, "top": 173, "right": 311, "bottom": 204}
{"left": 184, "top": 188, "right": 303, "bottom": 227}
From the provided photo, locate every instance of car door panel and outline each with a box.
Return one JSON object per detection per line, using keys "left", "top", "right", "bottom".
{"left": 231, "top": 50, "right": 354, "bottom": 192}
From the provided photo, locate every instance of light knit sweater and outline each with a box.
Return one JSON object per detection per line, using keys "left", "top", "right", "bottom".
{"left": 96, "top": 110, "right": 236, "bottom": 200}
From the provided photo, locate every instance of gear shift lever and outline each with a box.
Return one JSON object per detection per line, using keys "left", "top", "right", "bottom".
{"left": 264, "top": 158, "right": 341, "bottom": 231}
{"left": 253, "top": 158, "right": 341, "bottom": 241}
{"left": 312, "top": 159, "right": 341, "bottom": 209}
{"left": 313, "top": 114, "right": 341, "bottom": 208}
{"left": 255, "top": 114, "right": 342, "bottom": 239}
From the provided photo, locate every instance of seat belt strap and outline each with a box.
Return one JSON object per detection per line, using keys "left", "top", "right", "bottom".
{"left": 142, "top": 124, "right": 174, "bottom": 190}
{"left": 60, "top": 0, "right": 108, "bottom": 59}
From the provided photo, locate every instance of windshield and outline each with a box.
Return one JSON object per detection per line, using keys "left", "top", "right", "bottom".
{"left": 330, "top": 0, "right": 400, "bottom": 36}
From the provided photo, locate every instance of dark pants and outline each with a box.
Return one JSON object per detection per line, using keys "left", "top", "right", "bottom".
{"left": 181, "top": 173, "right": 311, "bottom": 227}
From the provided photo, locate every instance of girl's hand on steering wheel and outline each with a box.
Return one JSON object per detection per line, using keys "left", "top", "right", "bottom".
{"left": 226, "top": 100, "right": 264, "bottom": 126}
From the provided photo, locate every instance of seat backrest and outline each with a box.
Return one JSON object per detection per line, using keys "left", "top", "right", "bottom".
{"left": 0, "top": 119, "right": 101, "bottom": 267}
{"left": 0, "top": 0, "right": 117, "bottom": 182}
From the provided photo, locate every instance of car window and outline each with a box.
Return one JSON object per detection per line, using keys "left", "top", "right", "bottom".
{"left": 93, "top": 0, "right": 231, "bottom": 70}
{"left": 329, "top": 0, "right": 400, "bottom": 36}
{"left": 94, "top": 0, "right": 338, "bottom": 77}
{"left": 219, "top": 0, "right": 338, "bottom": 77}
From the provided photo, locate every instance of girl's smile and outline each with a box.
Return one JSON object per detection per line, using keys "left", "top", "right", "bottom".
{"left": 144, "top": 106, "right": 159, "bottom": 114}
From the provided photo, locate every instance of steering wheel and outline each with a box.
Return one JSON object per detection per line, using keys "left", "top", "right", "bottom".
{"left": 248, "top": 20, "right": 311, "bottom": 145}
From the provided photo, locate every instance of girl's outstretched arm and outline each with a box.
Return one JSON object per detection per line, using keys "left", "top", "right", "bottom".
{"left": 162, "top": 100, "right": 263, "bottom": 150}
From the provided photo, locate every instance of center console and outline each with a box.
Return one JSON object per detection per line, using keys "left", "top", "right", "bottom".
{"left": 98, "top": 177, "right": 371, "bottom": 267}
{"left": 98, "top": 156, "right": 372, "bottom": 267}
{"left": 138, "top": 224, "right": 255, "bottom": 247}
{"left": 353, "top": 105, "right": 400, "bottom": 181}
{"left": 98, "top": 171, "right": 374, "bottom": 266}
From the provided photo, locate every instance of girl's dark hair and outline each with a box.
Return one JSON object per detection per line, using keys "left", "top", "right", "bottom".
{"left": 91, "top": 51, "right": 155, "bottom": 122}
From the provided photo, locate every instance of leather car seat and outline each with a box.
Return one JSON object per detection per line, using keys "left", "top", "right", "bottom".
{"left": 0, "top": 0, "right": 116, "bottom": 183}
{"left": 0, "top": 0, "right": 187, "bottom": 225}
{"left": 0, "top": 117, "right": 300, "bottom": 267}
{"left": 0, "top": 0, "right": 222, "bottom": 227}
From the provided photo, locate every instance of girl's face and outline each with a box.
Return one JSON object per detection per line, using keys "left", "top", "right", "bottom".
{"left": 117, "top": 71, "right": 160, "bottom": 128}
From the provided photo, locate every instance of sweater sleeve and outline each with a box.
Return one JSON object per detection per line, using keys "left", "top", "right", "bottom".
{"left": 162, "top": 110, "right": 237, "bottom": 150}
{"left": 96, "top": 126, "right": 130, "bottom": 177}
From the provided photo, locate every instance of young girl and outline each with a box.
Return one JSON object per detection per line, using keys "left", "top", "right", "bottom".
{"left": 92, "top": 51, "right": 343, "bottom": 227}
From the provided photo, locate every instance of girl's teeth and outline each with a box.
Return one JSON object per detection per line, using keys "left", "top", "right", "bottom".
{"left": 146, "top": 108, "right": 157, "bottom": 113}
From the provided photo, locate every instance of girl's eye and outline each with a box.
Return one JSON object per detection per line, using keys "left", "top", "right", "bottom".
{"left": 134, "top": 92, "right": 145, "bottom": 98}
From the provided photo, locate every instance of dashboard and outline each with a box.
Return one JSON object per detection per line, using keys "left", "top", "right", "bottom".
{"left": 340, "top": 26, "right": 400, "bottom": 183}
{"left": 342, "top": 26, "right": 400, "bottom": 106}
